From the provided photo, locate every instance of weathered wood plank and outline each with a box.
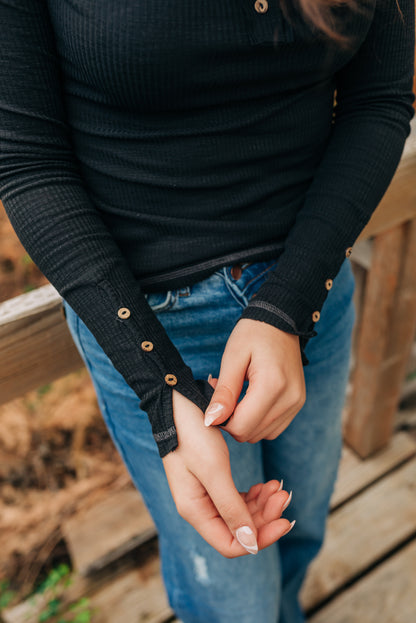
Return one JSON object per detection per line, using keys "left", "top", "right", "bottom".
{"left": 346, "top": 219, "right": 416, "bottom": 457}
{"left": 400, "top": 377, "right": 416, "bottom": 404}
{"left": 350, "top": 262, "right": 367, "bottom": 364}
{"left": 372, "top": 219, "right": 416, "bottom": 437}
{"left": 350, "top": 239, "right": 373, "bottom": 271}
{"left": 331, "top": 431, "right": 416, "bottom": 508}
{"left": 90, "top": 562, "right": 172, "bottom": 623}
{"left": 0, "top": 285, "right": 83, "bottom": 405}
{"left": 357, "top": 117, "right": 416, "bottom": 241}
{"left": 300, "top": 459, "right": 416, "bottom": 611}
{"left": 3, "top": 544, "right": 172, "bottom": 623}
{"left": 5, "top": 446, "right": 416, "bottom": 623}
{"left": 344, "top": 225, "right": 407, "bottom": 457}
{"left": 344, "top": 119, "right": 416, "bottom": 457}
{"left": 62, "top": 486, "right": 157, "bottom": 576}
{"left": 63, "top": 433, "right": 416, "bottom": 578}
{"left": 308, "top": 539, "right": 416, "bottom": 623}
{"left": 396, "top": 407, "right": 416, "bottom": 430}
{"left": 0, "top": 284, "right": 60, "bottom": 327}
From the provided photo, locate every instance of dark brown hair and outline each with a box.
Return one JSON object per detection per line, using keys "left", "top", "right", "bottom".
{"left": 286, "top": 0, "right": 358, "bottom": 43}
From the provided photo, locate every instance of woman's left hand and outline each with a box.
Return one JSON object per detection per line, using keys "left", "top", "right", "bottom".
{"left": 204, "top": 318, "right": 306, "bottom": 443}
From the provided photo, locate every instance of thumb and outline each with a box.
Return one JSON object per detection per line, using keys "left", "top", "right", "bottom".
{"left": 203, "top": 465, "right": 258, "bottom": 555}
{"left": 204, "top": 350, "right": 249, "bottom": 427}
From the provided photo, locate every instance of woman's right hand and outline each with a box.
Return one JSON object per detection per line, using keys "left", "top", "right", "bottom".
{"left": 161, "top": 388, "right": 295, "bottom": 558}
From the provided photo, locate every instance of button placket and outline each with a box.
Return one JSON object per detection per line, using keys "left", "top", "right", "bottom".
{"left": 312, "top": 311, "right": 321, "bottom": 322}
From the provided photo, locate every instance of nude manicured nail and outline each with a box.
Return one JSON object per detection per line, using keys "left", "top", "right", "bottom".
{"left": 278, "top": 479, "right": 284, "bottom": 492}
{"left": 283, "top": 520, "right": 296, "bottom": 536}
{"left": 236, "top": 526, "right": 258, "bottom": 555}
{"left": 282, "top": 490, "right": 292, "bottom": 511}
{"left": 204, "top": 402, "right": 224, "bottom": 426}
{"left": 207, "top": 373, "right": 213, "bottom": 382}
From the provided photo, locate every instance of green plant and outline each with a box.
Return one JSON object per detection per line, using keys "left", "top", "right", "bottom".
{"left": 21, "top": 253, "right": 34, "bottom": 266}
{"left": 0, "top": 579, "right": 17, "bottom": 610}
{"left": 28, "top": 564, "right": 96, "bottom": 623}
{"left": 23, "top": 284, "right": 36, "bottom": 293}
{"left": 405, "top": 368, "right": 416, "bottom": 382}
{"left": 37, "top": 384, "right": 52, "bottom": 397}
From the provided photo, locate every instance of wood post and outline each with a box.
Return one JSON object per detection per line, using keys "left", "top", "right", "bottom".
{"left": 345, "top": 219, "right": 416, "bottom": 457}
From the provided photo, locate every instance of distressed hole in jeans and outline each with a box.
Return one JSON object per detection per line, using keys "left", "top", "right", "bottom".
{"left": 192, "top": 552, "right": 211, "bottom": 586}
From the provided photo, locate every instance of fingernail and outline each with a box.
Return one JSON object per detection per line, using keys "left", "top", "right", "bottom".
{"left": 204, "top": 402, "right": 224, "bottom": 426}
{"left": 282, "top": 490, "right": 292, "bottom": 511}
{"left": 236, "top": 526, "right": 258, "bottom": 555}
{"left": 207, "top": 373, "right": 213, "bottom": 382}
{"left": 278, "top": 479, "right": 284, "bottom": 492}
{"left": 283, "top": 519, "right": 296, "bottom": 536}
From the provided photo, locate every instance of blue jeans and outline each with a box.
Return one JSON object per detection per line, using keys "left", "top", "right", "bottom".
{"left": 63, "top": 257, "right": 355, "bottom": 623}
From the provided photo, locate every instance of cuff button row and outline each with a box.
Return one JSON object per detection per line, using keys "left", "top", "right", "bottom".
{"left": 141, "top": 341, "right": 154, "bottom": 352}
{"left": 165, "top": 374, "right": 178, "bottom": 386}
{"left": 118, "top": 307, "right": 131, "bottom": 319}
{"left": 312, "top": 311, "right": 321, "bottom": 322}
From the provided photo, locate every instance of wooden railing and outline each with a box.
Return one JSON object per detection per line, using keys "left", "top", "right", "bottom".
{"left": 1, "top": 119, "right": 416, "bottom": 457}
{"left": 0, "top": 285, "right": 83, "bottom": 404}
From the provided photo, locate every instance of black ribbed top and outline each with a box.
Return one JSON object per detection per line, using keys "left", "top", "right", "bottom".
{"left": 0, "top": 0, "right": 414, "bottom": 455}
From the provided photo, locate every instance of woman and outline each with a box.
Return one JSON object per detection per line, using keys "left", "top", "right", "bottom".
{"left": 0, "top": 0, "right": 414, "bottom": 621}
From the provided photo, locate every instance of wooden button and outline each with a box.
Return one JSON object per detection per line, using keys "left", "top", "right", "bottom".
{"left": 141, "top": 341, "right": 154, "bottom": 352}
{"left": 165, "top": 374, "right": 177, "bottom": 386}
{"left": 254, "top": 0, "right": 268, "bottom": 13}
{"left": 325, "top": 279, "right": 333, "bottom": 290}
{"left": 312, "top": 311, "right": 321, "bottom": 322}
{"left": 345, "top": 247, "right": 353, "bottom": 258}
{"left": 117, "top": 307, "right": 131, "bottom": 319}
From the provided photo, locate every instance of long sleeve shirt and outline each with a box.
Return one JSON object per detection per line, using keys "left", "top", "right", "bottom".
{"left": 0, "top": 0, "right": 414, "bottom": 456}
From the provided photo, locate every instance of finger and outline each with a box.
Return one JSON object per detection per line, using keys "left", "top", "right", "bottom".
{"left": 166, "top": 466, "right": 248, "bottom": 558}
{"left": 204, "top": 348, "right": 250, "bottom": 427}
{"left": 257, "top": 518, "right": 296, "bottom": 549}
{"left": 245, "top": 483, "right": 270, "bottom": 515}
{"left": 186, "top": 482, "right": 293, "bottom": 555}
{"left": 245, "top": 482, "right": 263, "bottom": 503}
{"left": 255, "top": 479, "right": 281, "bottom": 511}
{"left": 262, "top": 489, "right": 292, "bottom": 523}
{"left": 227, "top": 379, "right": 282, "bottom": 440}
{"left": 246, "top": 407, "right": 297, "bottom": 444}
{"left": 195, "top": 462, "right": 259, "bottom": 556}
{"left": 246, "top": 480, "right": 284, "bottom": 516}
{"left": 248, "top": 476, "right": 285, "bottom": 504}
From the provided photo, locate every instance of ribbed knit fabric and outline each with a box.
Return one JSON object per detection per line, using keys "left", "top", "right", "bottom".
{"left": 0, "top": 0, "right": 414, "bottom": 456}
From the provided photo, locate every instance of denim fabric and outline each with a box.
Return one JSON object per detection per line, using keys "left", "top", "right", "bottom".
{"left": 63, "top": 256, "right": 355, "bottom": 623}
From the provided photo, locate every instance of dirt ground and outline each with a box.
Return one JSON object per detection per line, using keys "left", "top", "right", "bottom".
{"left": 0, "top": 204, "right": 126, "bottom": 600}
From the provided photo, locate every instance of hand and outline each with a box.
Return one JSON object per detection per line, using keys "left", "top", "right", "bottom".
{"left": 162, "top": 388, "right": 295, "bottom": 558}
{"left": 204, "top": 318, "right": 306, "bottom": 443}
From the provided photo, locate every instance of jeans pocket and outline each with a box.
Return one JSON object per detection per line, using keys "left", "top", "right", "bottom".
{"left": 228, "top": 260, "right": 280, "bottom": 302}
{"left": 144, "top": 290, "right": 177, "bottom": 312}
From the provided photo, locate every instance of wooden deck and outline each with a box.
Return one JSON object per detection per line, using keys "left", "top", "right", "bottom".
{"left": 4, "top": 425, "right": 416, "bottom": 623}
